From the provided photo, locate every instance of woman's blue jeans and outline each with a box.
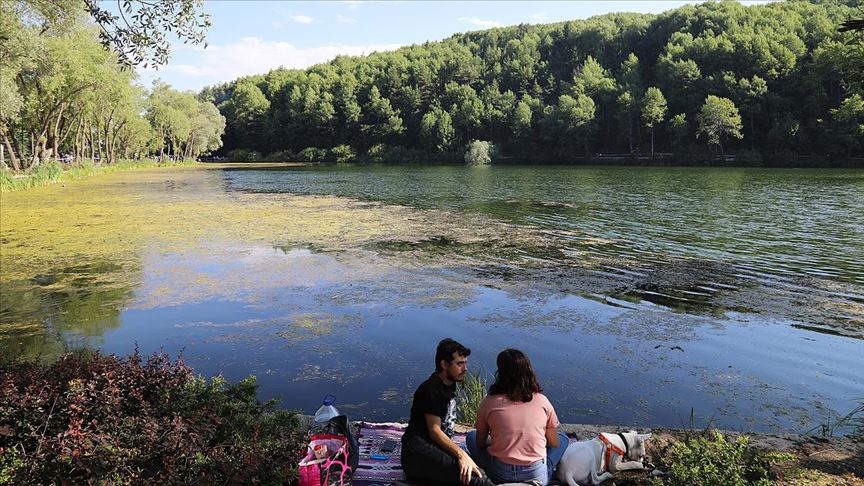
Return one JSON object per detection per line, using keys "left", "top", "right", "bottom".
{"left": 465, "top": 430, "right": 570, "bottom": 485}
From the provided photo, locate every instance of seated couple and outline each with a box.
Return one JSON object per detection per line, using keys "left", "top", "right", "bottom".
{"left": 401, "top": 338, "right": 568, "bottom": 486}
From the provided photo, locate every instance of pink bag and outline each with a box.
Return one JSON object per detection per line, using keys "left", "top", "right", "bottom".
{"left": 298, "top": 433, "right": 352, "bottom": 486}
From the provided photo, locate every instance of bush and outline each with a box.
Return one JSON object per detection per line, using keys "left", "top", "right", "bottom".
{"left": 30, "top": 159, "right": 63, "bottom": 183}
{"left": 649, "top": 430, "right": 791, "bottom": 486}
{"left": 464, "top": 140, "right": 498, "bottom": 165}
{"left": 296, "top": 147, "right": 327, "bottom": 162}
{"left": 0, "top": 351, "right": 306, "bottom": 484}
{"left": 328, "top": 144, "right": 357, "bottom": 163}
{"left": 265, "top": 150, "right": 295, "bottom": 162}
{"left": 226, "top": 149, "right": 262, "bottom": 162}
{"left": 364, "top": 144, "right": 425, "bottom": 164}
{"left": 734, "top": 149, "right": 763, "bottom": 166}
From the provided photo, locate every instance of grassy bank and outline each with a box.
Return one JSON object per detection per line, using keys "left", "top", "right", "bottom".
{"left": 0, "top": 159, "right": 199, "bottom": 193}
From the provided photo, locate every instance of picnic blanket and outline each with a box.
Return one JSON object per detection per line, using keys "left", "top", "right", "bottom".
{"left": 352, "top": 422, "right": 465, "bottom": 485}
{"left": 351, "top": 422, "right": 575, "bottom": 486}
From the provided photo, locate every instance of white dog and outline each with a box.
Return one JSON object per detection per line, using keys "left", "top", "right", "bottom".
{"left": 556, "top": 431, "right": 651, "bottom": 485}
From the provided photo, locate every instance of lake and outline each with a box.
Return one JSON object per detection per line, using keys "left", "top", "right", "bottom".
{"left": 1, "top": 164, "right": 862, "bottom": 432}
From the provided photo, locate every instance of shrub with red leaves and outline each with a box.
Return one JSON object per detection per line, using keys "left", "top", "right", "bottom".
{"left": 0, "top": 350, "right": 306, "bottom": 484}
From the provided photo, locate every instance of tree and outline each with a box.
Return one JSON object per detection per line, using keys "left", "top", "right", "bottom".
{"left": 668, "top": 113, "right": 689, "bottom": 149}
{"left": 84, "top": 0, "right": 211, "bottom": 67}
{"left": 697, "top": 95, "right": 743, "bottom": 154}
{"left": 556, "top": 94, "right": 596, "bottom": 153}
{"left": 830, "top": 94, "right": 864, "bottom": 153}
{"left": 419, "top": 105, "right": 455, "bottom": 153}
{"left": 464, "top": 140, "right": 497, "bottom": 165}
{"left": 360, "top": 86, "right": 404, "bottom": 145}
{"left": 572, "top": 56, "right": 617, "bottom": 147}
{"left": 641, "top": 87, "right": 667, "bottom": 156}
{"left": 510, "top": 100, "right": 532, "bottom": 140}
{"left": 219, "top": 79, "right": 269, "bottom": 151}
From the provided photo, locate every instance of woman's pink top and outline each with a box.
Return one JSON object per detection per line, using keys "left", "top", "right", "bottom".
{"left": 474, "top": 393, "right": 560, "bottom": 465}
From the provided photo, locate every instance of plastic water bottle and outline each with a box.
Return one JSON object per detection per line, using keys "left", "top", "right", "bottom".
{"left": 314, "top": 394, "right": 339, "bottom": 423}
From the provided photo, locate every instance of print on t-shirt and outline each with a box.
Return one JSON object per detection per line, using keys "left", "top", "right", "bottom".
{"left": 443, "top": 397, "right": 457, "bottom": 438}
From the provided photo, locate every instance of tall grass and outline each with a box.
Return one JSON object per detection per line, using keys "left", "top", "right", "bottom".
{"left": 808, "top": 398, "right": 864, "bottom": 439}
{"left": 0, "top": 159, "right": 199, "bottom": 193}
{"left": 456, "top": 369, "right": 489, "bottom": 425}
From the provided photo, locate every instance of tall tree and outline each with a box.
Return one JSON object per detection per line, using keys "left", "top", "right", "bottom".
{"left": 360, "top": 86, "right": 404, "bottom": 146}
{"left": 641, "top": 87, "right": 667, "bottom": 157}
{"left": 419, "top": 105, "right": 455, "bottom": 153}
{"left": 697, "top": 95, "right": 743, "bottom": 155}
{"left": 555, "top": 94, "right": 596, "bottom": 153}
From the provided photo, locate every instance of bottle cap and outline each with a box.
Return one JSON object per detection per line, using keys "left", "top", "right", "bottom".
{"left": 323, "top": 394, "right": 336, "bottom": 406}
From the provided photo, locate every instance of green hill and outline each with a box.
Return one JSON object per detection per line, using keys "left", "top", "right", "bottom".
{"left": 207, "top": 0, "right": 864, "bottom": 164}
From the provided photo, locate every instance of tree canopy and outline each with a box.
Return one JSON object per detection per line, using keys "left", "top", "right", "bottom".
{"left": 0, "top": 0, "right": 223, "bottom": 170}
{"left": 209, "top": 0, "right": 863, "bottom": 163}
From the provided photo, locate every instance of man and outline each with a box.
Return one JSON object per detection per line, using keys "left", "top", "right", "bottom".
{"left": 401, "top": 338, "right": 494, "bottom": 486}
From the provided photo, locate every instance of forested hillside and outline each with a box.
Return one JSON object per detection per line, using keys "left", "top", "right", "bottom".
{"left": 210, "top": 0, "right": 864, "bottom": 164}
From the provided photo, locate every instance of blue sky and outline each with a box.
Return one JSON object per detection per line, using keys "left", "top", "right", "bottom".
{"left": 138, "top": 1, "right": 771, "bottom": 93}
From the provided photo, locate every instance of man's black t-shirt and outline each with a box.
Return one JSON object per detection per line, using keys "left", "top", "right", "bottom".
{"left": 404, "top": 372, "right": 457, "bottom": 440}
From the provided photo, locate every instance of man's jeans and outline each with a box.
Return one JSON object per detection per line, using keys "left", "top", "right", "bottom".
{"left": 465, "top": 430, "right": 570, "bottom": 485}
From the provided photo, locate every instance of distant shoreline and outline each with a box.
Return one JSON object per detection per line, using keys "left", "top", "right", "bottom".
{"left": 213, "top": 156, "right": 864, "bottom": 169}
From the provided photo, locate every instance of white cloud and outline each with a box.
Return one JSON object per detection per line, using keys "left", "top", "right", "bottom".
{"left": 343, "top": 0, "right": 363, "bottom": 10}
{"left": 290, "top": 15, "right": 314, "bottom": 24}
{"left": 458, "top": 17, "right": 503, "bottom": 28}
{"left": 530, "top": 12, "right": 547, "bottom": 22}
{"left": 137, "top": 37, "right": 402, "bottom": 91}
{"left": 336, "top": 13, "right": 357, "bottom": 23}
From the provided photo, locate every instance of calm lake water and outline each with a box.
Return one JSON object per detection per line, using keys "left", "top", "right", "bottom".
{"left": 1, "top": 164, "right": 862, "bottom": 433}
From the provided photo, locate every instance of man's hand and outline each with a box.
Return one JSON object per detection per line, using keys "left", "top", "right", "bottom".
{"left": 457, "top": 450, "right": 482, "bottom": 485}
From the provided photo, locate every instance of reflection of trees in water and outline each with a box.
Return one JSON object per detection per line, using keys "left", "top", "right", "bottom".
{"left": 0, "top": 261, "right": 136, "bottom": 361}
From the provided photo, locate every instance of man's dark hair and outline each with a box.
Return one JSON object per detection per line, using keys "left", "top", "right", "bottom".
{"left": 489, "top": 348, "right": 542, "bottom": 402}
{"left": 435, "top": 338, "right": 471, "bottom": 372}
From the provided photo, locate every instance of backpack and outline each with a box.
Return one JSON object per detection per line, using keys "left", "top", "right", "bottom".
{"left": 297, "top": 416, "right": 358, "bottom": 486}
{"left": 322, "top": 415, "right": 359, "bottom": 472}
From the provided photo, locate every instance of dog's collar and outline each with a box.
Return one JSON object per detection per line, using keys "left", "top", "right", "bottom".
{"left": 617, "top": 432, "right": 630, "bottom": 457}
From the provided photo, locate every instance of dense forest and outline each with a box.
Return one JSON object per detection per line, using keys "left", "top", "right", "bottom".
{"left": 209, "top": 0, "right": 864, "bottom": 164}
{"left": 0, "top": 0, "right": 224, "bottom": 171}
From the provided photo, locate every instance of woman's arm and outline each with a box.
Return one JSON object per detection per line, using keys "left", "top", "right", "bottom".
{"left": 475, "top": 425, "right": 489, "bottom": 449}
{"left": 545, "top": 426, "right": 560, "bottom": 447}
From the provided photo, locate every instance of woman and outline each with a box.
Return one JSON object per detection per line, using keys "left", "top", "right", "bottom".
{"left": 466, "top": 349, "right": 569, "bottom": 485}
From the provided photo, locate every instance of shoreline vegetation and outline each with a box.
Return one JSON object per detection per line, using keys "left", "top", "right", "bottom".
{"left": 1, "top": 351, "right": 861, "bottom": 485}
{"left": 0, "top": 159, "right": 199, "bottom": 193}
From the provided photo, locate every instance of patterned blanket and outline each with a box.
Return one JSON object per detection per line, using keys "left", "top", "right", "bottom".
{"left": 352, "top": 422, "right": 467, "bottom": 486}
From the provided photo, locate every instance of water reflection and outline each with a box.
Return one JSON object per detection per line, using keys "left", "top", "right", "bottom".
{"left": 0, "top": 263, "right": 134, "bottom": 361}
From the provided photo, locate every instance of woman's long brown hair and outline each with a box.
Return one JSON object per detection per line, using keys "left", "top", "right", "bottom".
{"left": 488, "top": 348, "right": 542, "bottom": 402}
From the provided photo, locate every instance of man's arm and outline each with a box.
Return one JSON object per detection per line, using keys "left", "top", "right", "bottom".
{"left": 424, "top": 414, "right": 481, "bottom": 485}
